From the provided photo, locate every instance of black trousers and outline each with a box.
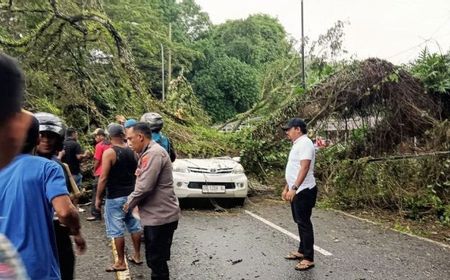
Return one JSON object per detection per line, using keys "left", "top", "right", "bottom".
{"left": 143, "top": 221, "right": 178, "bottom": 280}
{"left": 90, "top": 176, "right": 101, "bottom": 219}
{"left": 53, "top": 221, "right": 75, "bottom": 280}
{"left": 290, "top": 186, "right": 318, "bottom": 262}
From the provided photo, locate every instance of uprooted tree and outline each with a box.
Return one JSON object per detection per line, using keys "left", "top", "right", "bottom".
{"left": 242, "top": 58, "right": 450, "bottom": 224}
{"left": 247, "top": 58, "right": 440, "bottom": 161}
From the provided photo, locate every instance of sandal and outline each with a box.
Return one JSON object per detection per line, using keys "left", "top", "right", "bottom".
{"left": 295, "top": 260, "right": 315, "bottom": 271}
{"left": 127, "top": 256, "right": 143, "bottom": 265}
{"left": 285, "top": 251, "right": 304, "bottom": 260}
{"left": 105, "top": 265, "right": 127, "bottom": 272}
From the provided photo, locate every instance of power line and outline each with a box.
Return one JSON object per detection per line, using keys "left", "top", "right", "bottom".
{"left": 429, "top": 13, "right": 450, "bottom": 38}
{"left": 387, "top": 39, "right": 431, "bottom": 60}
{"left": 387, "top": 13, "right": 450, "bottom": 60}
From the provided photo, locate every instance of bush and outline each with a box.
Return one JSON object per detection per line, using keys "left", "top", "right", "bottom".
{"left": 316, "top": 150, "right": 450, "bottom": 224}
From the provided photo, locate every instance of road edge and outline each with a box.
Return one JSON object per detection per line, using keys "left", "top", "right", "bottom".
{"left": 333, "top": 209, "right": 450, "bottom": 250}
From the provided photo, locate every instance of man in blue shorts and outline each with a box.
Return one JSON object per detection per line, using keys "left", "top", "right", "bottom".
{"left": 95, "top": 123, "right": 142, "bottom": 272}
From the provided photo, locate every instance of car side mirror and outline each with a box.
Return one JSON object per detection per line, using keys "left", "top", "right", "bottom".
{"left": 232, "top": 157, "right": 241, "bottom": 163}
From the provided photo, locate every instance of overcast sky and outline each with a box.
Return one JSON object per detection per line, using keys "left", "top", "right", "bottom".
{"left": 195, "top": 0, "right": 450, "bottom": 64}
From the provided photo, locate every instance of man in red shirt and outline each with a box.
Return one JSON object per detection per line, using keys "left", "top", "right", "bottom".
{"left": 87, "top": 128, "right": 111, "bottom": 221}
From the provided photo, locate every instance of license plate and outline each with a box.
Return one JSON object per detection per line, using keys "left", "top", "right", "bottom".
{"left": 202, "top": 185, "right": 226, "bottom": 193}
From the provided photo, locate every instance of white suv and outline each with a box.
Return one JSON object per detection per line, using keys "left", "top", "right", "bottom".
{"left": 172, "top": 157, "right": 248, "bottom": 205}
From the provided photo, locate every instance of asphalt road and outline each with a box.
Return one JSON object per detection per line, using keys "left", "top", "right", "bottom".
{"left": 74, "top": 198, "right": 450, "bottom": 280}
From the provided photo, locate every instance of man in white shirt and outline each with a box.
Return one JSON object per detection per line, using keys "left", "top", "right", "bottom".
{"left": 281, "top": 118, "right": 318, "bottom": 271}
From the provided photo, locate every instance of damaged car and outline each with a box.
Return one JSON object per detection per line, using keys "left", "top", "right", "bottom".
{"left": 172, "top": 157, "right": 248, "bottom": 205}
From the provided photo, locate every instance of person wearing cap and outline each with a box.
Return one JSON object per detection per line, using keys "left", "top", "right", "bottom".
{"left": 282, "top": 118, "right": 318, "bottom": 271}
{"left": 94, "top": 123, "right": 142, "bottom": 272}
{"left": 0, "top": 53, "right": 32, "bottom": 170}
{"left": 124, "top": 119, "right": 137, "bottom": 150}
{"left": 1, "top": 116, "right": 86, "bottom": 279}
{"left": 87, "top": 128, "right": 111, "bottom": 221}
{"left": 124, "top": 118, "right": 137, "bottom": 130}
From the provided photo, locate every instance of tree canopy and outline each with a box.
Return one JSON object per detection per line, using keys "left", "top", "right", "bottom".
{"left": 188, "top": 14, "right": 295, "bottom": 122}
{"left": 192, "top": 55, "right": 259, "bottom": 122}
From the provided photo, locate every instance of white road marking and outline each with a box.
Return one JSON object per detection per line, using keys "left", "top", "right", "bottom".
{"left": 111, "top": 239, "right": 131, "bottom": 280}
{"left": 334, "top": 210, "right": 450, "bottom": 250}
{"left": 244, "top": 210, "right": 333, "bottom": 256}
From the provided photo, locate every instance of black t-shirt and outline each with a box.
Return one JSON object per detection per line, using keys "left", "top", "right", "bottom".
{"left": 105, "top": 146, "right": 138, "bottom": 199}
{"left": 62, "top": 138, "right": 83, "bottom": 175}
{"left": 53, "top": 158, "right": 72, "bottom": 193}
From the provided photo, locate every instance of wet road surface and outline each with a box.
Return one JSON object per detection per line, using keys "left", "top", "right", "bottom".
{"left": 74, "top": 198, "right": 450, "bottom": 280}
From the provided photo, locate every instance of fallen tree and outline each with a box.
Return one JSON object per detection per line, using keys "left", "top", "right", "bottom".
{"left": 250, "top": 58, "right": 439, "bottom": 158}
{"left": 241, "top": 58, "right": 449, "bottom": 227}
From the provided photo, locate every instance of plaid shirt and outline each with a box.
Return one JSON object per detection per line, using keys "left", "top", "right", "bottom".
{"left": 0, "top": 234, "right": 29, "bottom": 280}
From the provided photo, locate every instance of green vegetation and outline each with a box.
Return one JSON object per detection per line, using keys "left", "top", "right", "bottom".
{"left": 410, "top": 49, "right": 450, "bottom": 119}
{"left": 316, "top": 146, "right": 450, "bottom": 225}
{"left": 1, "top": 0, "right": 449, "bottom": 229}
{"left": 411, "top": 49, "right": 450, "bottom": 95}
{"left": 240, "top": 55, "right": 450, "bottom": 227}
{"left": 188, "top": 14, "right": 294, "bottom": 122}
{"left": 192, "top": 55, "right": 259, "bottom": 122}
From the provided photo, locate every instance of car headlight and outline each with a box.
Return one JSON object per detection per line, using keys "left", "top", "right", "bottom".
{"left": 232, "top": 164, "right": 245, "bottom": 174}
{"left": 173, "top": 163, "right": 188, "bottom": 173}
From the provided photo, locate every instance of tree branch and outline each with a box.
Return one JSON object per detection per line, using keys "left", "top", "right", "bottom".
{"left": 0, "top": 15, "right": 55, "bottom": 47}
{"left": 0, "top": 4, "right": 50, "bottom": 13}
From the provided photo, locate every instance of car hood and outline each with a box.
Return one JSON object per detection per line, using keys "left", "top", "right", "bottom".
{"left": 174, "top": 158, "right": 240, "bottom": 169}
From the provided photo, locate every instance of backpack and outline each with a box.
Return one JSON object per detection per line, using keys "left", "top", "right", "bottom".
{"left": 152, "top": 132, "right": 177, "bottom": 162}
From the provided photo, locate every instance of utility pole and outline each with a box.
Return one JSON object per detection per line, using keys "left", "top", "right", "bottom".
{"left": 168, "top": 23, "right": 172, "bottom": 88}
{"left": 161, "top": 43, "right": 165, "bottom": 102}
{"left": 301, "top": 0, "right": 306, "bottom": 89}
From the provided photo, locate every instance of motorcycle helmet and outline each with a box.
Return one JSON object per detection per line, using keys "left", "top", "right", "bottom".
{"left": 34, "top": 112, "right": 66, "bottom": 151}
{"left": 140, "top": 112, "right": 163, "bottom": 132}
